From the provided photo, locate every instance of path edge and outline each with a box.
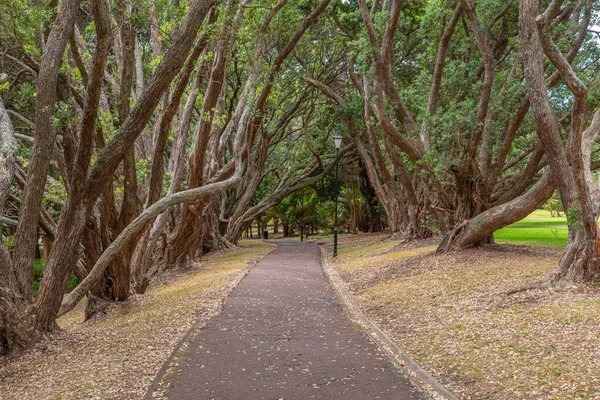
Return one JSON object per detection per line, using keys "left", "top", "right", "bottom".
{"left": 319, "top": 246, "right": 459, "bottom": 400}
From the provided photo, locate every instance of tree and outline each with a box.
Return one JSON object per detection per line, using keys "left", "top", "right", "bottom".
{"left": 1, "top": 0, "right": 599, "bottom": 356}
{"left": 520, "top": 0, "right": 600, "bottom": 283}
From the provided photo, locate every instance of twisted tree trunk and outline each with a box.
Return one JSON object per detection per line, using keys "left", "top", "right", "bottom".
{"left": 520, "top": 0, "right": 600, "bottom": 283}
{"left": 12, "top": 0, "right": 82, "bottom": 301}
{"left": 0, "top": 87, "right": 28, "bottom": 354}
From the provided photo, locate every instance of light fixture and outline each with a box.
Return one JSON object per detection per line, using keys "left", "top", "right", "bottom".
{"left": 333, "top": 131, "right": 343, "bottom": 149}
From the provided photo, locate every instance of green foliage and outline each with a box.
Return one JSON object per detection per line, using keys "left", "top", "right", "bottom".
{"left": 2, "top": 234, "right": 16, "bottom": 252}
{"left": 33, "top": 258, "right": 46, "bottom": 280}
{"left": 566, "top": 202, "right": 584, "bottom": 229}
{"left": 31, "top": 258, "right": 47, "bottom": 296}
{"left": 44, "top": 177, "right": 67, "bottom": 219}
{"left": 162, "top": 171, "right": 173, "bottom": 197}
{"left": 49, "top": 101, "right": 76, "bottom": 130}
{"left": 31, "top": 258, "right": 79, "bottom": 296}
{"left": 66, "top": 274, "right": 79, "bottom": 292}
{"left": 136, "top": 158, "right": 150, "bottom": 185}
{"left": 316, "top": 200, "right": 335, "bottom": 232}
{"left": 0, "top": 0, "right": 51, "bottom": 55}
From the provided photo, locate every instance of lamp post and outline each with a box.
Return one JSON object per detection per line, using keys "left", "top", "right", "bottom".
{"left": 333, "top": 131, "right": 342, "bottom": 257}
{"left": 300, "top": 188, "right": 304, "bottom": 242}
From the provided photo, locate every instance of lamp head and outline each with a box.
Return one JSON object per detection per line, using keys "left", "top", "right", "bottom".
{"left": 333, "top": 132, "right": 343, "bottom": 149}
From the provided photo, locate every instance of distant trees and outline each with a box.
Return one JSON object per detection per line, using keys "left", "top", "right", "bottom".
{"left": 544, "top": 192, "right": 563, "bottom": 217}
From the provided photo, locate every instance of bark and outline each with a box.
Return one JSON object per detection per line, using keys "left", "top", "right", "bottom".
{"left": 168, "top": 0, "right": 245, "bottom": 262}
{"left": 492, "top": 143, "right": 545, "bottom": 206}
{"left": 223, "top": 92, "right": 305, "bottom": 243}
{"left": 357, "top": 0, "right": 454, "bottom": 231}
{"left": 59, "top": 159, "right": 245, "bottom": 316}
{"left": 520, "top": 0, "right": 599, "bottom": 283}
{"left": 131, "top": 36, "right": 208, "bottom": 289}
{"left": 84, "top": 0, "right": 216, "bottom": 206}
{"left": 27, "top": 0, "right": 217, "bottom": 334}
{"left": 171, "top": 0, "right": 329, "bottom": 259}
{"left": 358, "top": 0, "right": 420, "bottom": 146}
{"left": 0, "top": 88, "right": 15, "bottom": 220}
{"left": 133, "top": 55, "right": 209, "bottom": 291}
{"left": 460, "top": 0, "right": 495, "bottom": 216}
{"left": 421, "top": 3, "right": 462, "bottom": 152}
{"left": 302, "top": 75, "right": 401, "bottom": 233}
{"left": 31, "top": 0, "right": 112, "bottom": 332}
{"left": 358, "top": 161, "right": 382, "bottom": 233}
{"left": 112, "top": 0, "right": 138, "bottom": 302}
{"left": 581, "top": 110, "right": 600, "bottom": 214}
{"left": 59, "top": 49, "right": 260, "bottom": 315}
{"left": 146, "top": 34, "right": 209, "bottom": 207}
{"left": 225, "top": 158, "right": 334, "bottom": 244}
{"left": 0, "top": 82, "right": 29, "bottom": 354}
{"left": 13, "top": 0, "right": 81, "bottom": 301}
{"left": 134, "top": 39, "right": 144, "bottom": 99}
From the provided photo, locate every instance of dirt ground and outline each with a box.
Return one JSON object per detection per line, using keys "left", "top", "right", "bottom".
{"left": 0, "top": 240, "right": 275, "bottom": 400}
{"left": 320, "top": 233, "right": 600, "bottom": 400}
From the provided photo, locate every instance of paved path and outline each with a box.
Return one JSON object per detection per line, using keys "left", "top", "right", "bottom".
{"left": 162, "top": 241, "right": 425, "bottom": 399}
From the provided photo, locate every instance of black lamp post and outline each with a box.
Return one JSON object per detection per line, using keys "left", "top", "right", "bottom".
{"left": 300, "top": 188, "right": 304, "bottom": 242}
{"left": 333, "top": 131, "right": 342, "bottom": 257}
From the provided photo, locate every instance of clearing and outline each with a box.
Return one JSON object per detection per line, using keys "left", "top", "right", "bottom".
{"left": 494, "top": 210, "right": 568, "bottom": 248}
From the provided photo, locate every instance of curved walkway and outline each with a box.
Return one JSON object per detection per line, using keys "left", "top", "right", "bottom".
{"left": 157, "top": 241, "right": 425, "bottom": 399}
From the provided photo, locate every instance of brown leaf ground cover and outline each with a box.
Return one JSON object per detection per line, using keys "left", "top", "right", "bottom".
{"left": 0, "top": 240, "right": 275, "bottom": 400}
{"left": 321, "top": 233, "right": 600, "bottom": 400}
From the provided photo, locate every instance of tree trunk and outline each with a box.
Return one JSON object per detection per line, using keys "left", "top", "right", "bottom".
{"left": 12, "top": 0, "right": 82, "bottom": 301}
{"left": 520, "top": 0, "right": 600, "bottom": 283}
{"left": 358, "top": 163, "right": 382, "bottom": 233}
{"left": 437, "top": 171, "right": 555, "bottom": 252}
{"left": 58, "top": 90, "right": 251, "bottom": 317}
{"left": 30, "top": 0, "right": 217, "bottom": 334}
{"left": 0, "top": 90, "right": 30, "bottom": 354}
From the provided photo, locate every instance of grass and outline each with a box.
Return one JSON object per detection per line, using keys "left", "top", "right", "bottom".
{"left": 494, "top": 209, "right": 568, "bottom": 248}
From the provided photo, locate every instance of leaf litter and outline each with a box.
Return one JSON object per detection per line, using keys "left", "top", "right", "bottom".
{"left": 320, "top": 233, "right": 600, "bottom": 400}
{"left": 0, "top": 240, "right": 275, "bottom": 400}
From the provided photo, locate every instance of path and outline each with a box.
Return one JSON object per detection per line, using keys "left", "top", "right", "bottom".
{"left": 158, "top": 241, "right": 425, "bottom": 399}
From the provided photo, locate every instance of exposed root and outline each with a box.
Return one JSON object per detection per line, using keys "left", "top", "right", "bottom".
{"left": 212, "top": 234, "right": 238, "bottom": 251}
{"left": 506, "top": 278, "right": 581, "bottom": 295}
{"left": 84, "top": 293, "right": 111, "bottom": 321}
{"left": 506, "top": 280, "right": 549, "bottom": 295}
{"left": 390, "top": 231, "right": 404, "bottom": 241}
{"left": 435, "top": 220, "right": 468, "bottom": 254}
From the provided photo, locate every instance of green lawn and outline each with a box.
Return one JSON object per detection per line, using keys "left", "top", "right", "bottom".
{"left": 494, "top": 209, "right": 568, "bottom": 248}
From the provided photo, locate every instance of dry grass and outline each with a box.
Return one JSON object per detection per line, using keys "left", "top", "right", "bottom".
{"left": 0, "top": 240, "right": 275, "bottom": 400}
{"left": 328, "top": 234, "right": 600, "bottom": 400}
